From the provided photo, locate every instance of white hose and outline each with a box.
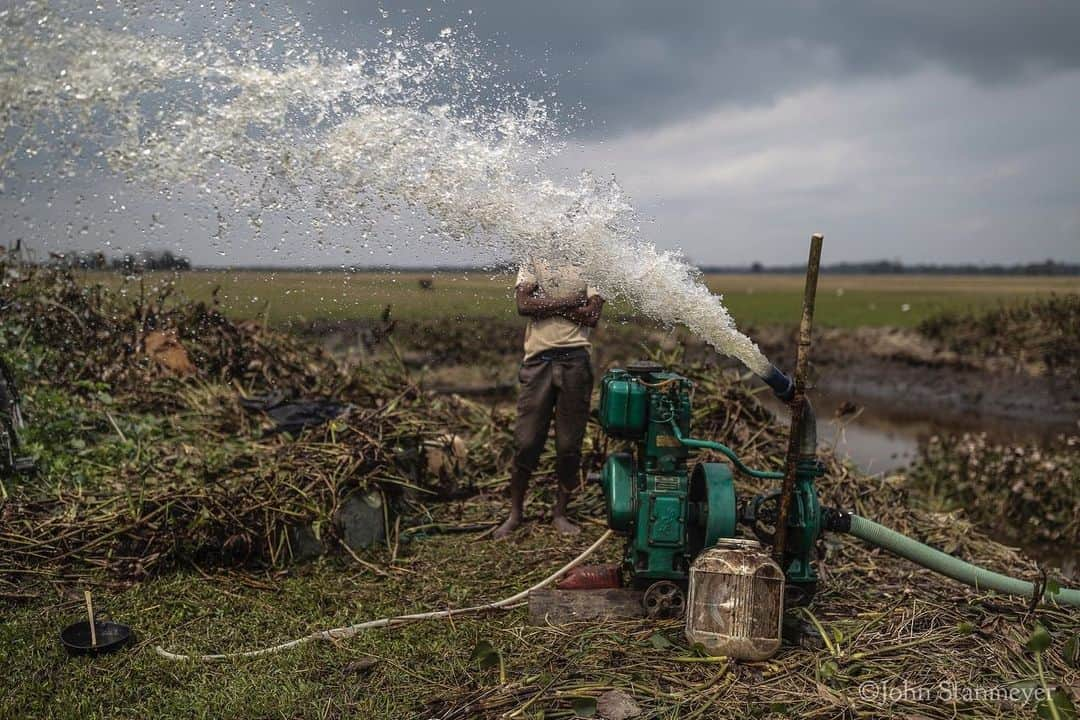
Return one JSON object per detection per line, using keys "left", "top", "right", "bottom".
{"left": 155, "top": 529, "right": 613, "bottom": 661}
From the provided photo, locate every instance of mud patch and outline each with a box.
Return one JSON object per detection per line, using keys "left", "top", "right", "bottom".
{"left": 753, "top": 324, "right": 1080, "bottom": 432}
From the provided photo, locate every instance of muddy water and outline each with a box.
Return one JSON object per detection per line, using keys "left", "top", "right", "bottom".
{"left": 762, "top": 391, "right": 1077, "bottom": 575}
{"left": 762, "top": 390, "right": 1069, "bottom": 477}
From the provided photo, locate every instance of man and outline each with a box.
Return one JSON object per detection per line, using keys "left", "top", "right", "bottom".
{"left": 494, "top": 259, "right": 605, "bottom": 539}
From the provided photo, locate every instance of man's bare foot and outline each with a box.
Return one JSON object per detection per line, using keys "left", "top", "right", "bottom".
{"left": 552, "top": 514, "right": 581, "bottom": 535}
{"left": 493, "top": 514, "right": 522, "bottom": 540}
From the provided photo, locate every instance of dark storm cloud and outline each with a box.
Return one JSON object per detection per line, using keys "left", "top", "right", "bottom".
{"left": 298, "top": 1, "right": 1080, "bottom": 133}
{"left": 5, "top": 1, "right": 1079, "bottom": 265}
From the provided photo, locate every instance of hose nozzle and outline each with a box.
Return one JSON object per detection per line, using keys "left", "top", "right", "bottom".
{"left": 761, "top": 364, "right": 816, "bottom": 455}
{"left": 762, "top": 365, "right": 794, "bottom": 402}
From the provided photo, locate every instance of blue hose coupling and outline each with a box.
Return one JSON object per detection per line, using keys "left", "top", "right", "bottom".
{"left": 762, "top": 365, "right": 794, "bottom": 402}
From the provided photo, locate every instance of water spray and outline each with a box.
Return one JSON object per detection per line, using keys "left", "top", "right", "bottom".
{"left": 1, "top": 4, "right": 772, "bottom": 380}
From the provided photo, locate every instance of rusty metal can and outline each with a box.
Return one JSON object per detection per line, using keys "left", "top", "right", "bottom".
{"left": 685, "top": 538, "right": 784, "bottom": 660}
{"left": 556, "top": 563, "right": 623, "bottom": 590}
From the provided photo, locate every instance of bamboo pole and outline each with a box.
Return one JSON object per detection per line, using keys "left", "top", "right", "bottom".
{"left": 773, "top": 233, "right": 823, "bottom": 563}
{"left": 84, "top": 590, "right": 97, "bottom": 646}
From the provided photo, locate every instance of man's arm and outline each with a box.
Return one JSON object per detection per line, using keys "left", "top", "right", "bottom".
{"left": 515, "top": 282, "right": 587, "bottom": 318}
{"left": 560, "top": 294, "right": 604, "bottom": 328}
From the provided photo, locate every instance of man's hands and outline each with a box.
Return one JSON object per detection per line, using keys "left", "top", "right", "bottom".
{"left": 515, "top": 283, "right": 604, "bottom": 327}
{"left": 515, "top": 282, "right": 587, "bottom": 316}
{"left": 560, "top": 295, "right": 604, "bottom": 328}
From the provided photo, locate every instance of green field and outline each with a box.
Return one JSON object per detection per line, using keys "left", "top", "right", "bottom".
{"left": 82, "top": 270, "right": 1080, "bottom": 329}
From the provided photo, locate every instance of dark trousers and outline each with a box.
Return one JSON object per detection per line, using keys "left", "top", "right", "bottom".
{"left": 512, "top": 350, "right": 594, "bottom": 488}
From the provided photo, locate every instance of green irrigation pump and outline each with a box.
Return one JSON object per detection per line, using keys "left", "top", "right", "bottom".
{"left": 596, "top": 360, "right": 823, "bottom": 612}
{"left": 595, "top": 235, "right": 1080, "bottom": 614}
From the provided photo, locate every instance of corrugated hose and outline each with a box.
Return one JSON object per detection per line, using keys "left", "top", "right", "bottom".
{"left": 843, "top": 513, "right": 1080, "bottom": 607}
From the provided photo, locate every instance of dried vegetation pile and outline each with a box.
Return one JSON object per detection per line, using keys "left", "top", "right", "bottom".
{"left": 918, "top": 294, "right": 1080, "bottom": 379}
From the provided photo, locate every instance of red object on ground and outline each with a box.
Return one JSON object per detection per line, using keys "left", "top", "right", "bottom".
{"left": 556, "top": 563, "right": 623, "bottom": 590}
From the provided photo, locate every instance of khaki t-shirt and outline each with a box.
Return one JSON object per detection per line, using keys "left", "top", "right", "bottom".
{"left": 516, "top": 260, "right": 601, "bottom": 360}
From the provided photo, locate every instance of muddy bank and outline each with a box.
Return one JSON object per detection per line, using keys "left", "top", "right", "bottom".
{"left": 752, "top": 325, "right": 1080, "bottom": 433}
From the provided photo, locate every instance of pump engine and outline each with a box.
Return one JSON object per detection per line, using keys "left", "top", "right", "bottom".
{"left": 597, "top": 360, "right": 822, "bottom": 614}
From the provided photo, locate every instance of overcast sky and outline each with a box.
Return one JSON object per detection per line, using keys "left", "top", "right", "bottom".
{"left": 5, "top": 1, "right": 1080, "bottom": 267}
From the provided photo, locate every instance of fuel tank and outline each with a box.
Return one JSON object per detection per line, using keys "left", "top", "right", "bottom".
{"left": 685, "top": 538, "right": 784, "bottom": 660}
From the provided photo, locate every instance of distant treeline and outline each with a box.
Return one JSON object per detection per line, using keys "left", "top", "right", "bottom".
{"left": 38, "top": 250, "right": 191, "bottom": 272}
{"left": 7, "top": 247, "right": 1078, "bottom": 276}
{"left": 700, "top": 259, "right": 1080, "bottom": 276}
{"left": 208, "top": 260, "right": 1080, "bottom": 276}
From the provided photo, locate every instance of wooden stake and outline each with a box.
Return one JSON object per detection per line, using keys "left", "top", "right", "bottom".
{"left": 84, "top": 590, "right": 97, "bottom": 646}
{"left": 773, "top": 234, "right": 823, "bottom": 564}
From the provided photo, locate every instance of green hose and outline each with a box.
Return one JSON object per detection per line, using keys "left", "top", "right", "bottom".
{"left": 847, "top": 514, "right": 1080, "bottom": 607}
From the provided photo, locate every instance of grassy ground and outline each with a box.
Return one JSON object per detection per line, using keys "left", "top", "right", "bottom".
{"left": 82, "top": 270, "right": 1080, "bottom": 328}
{"left": 9, "top": 512, "right": 1072, "bottom": 720}
{"left": 2, "top": 518, "right": 635, "bottom": 719}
